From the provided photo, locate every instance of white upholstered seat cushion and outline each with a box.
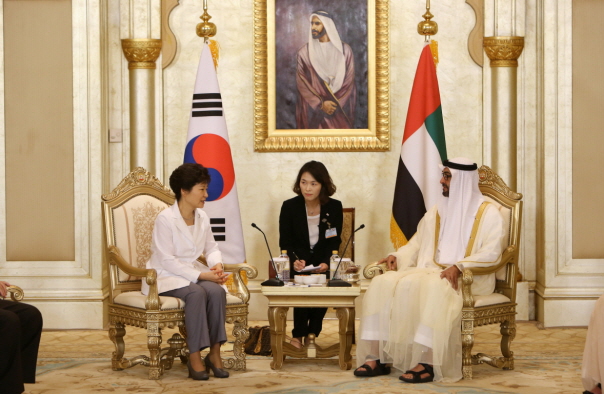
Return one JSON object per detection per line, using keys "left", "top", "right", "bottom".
{"left": 473, "top": 292, "right": 511, "bottom": 307}
{"left": 113, "top": 291, "right": 244, "bottom": 310}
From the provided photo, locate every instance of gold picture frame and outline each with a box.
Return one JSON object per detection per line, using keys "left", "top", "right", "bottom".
{"left": 253, "top": 0, "right": 390, "bottom": 152}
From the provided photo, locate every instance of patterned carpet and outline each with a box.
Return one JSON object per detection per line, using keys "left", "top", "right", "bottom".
{"left": 26, "top": 320, "right": 586, "bottom": 394}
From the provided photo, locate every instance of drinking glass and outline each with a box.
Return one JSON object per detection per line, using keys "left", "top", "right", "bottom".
{"left": 338, "top": 259, "right": 351, "bottom": 281}
{"left": 275, "top": 258, "right": 287, "bottom": 281}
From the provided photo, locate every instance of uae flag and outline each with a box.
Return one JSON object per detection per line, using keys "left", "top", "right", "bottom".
{"left": 390, "top": 43, "right": 447, "bottom": 248}
{"left": 183, "top": 43, "right": 246, "bottom": 265}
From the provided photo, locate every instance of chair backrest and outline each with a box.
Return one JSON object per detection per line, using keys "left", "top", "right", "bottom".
{"left": 102, "top": 168, "right": 175, "bottom": 301}
{"left": 477, "top": 165, "right": 523, "bottom": 298}
{"left": 339, "top": 208, "right": 355, "bottom": 261}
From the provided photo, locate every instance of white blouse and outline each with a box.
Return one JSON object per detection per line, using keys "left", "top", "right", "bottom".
{"left": 307, "top": 213, "right": 320, "bottom": 248}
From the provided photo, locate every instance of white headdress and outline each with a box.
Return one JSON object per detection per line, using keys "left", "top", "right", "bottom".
{"left": 436, "top": 157, "right": 484, "bottom": 266}
{"left": 308, "top": 11, "right": 346, "bottom": 93}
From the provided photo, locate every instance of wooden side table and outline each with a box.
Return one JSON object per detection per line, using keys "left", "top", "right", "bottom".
{"left": 261, "top": 284, "right": 361, "bottom": 370}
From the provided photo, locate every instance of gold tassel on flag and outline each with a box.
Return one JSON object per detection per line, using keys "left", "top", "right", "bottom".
{"left": 429, "top": 40, "right": 439, "bottom": 66}
{"left": 208, "top": 39, "right": 220, "bottom": 68}
{"left": 390, "top": 215, "right": 408, "bottom": 249}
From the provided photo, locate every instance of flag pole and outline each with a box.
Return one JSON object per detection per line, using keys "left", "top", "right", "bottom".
{"left": 389, "top": 2, "right": 447, "bottom": 249}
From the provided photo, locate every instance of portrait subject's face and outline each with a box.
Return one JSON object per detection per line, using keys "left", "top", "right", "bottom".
{"left": 311, "top": 16, "right": 327, "bottom": 39}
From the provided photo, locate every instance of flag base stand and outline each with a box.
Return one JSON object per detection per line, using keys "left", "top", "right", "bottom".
{"left": 261, "top": 278, "right": 284, "bottom": 287}
{"left": 327, "top": 279, "right": 352, "bottom": 287}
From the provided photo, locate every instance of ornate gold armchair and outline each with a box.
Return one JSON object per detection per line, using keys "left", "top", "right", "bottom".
{"left": 363, "top": 165, "right": 522, "bottom": 379}
{"left": 102, "top": 167, "right": 258, "bottom": 379}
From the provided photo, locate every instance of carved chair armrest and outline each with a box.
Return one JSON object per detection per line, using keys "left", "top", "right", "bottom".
{"left": 464, "top": 245, "right": 516, "bottom": 276}
{"left": 107, "top": 245, "right": 161, "bottom": 310}
{"left": 7, "top": 285, "right": 24, "bottom": 302}
{"left": 223, "top": 263, "right": 259, "bottom": 303}
{"left": 461, "top": 246, "right": 516, "bottom": 308}
{"left": 363, "top": 261, "right": 388, "bottom": 279}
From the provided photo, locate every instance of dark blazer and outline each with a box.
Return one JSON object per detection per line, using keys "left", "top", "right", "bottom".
{"left": 279, "top": 195, "right": 343, "bottom": 277}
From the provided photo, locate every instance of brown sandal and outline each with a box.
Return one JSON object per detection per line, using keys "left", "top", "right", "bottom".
{"left": 286, "top": 336, "right": 303, "bottom": 349}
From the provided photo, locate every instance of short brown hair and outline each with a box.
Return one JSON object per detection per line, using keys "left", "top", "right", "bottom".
{"left": 169, "top": 163, "right": 211, "bottom": 201}
{"left": 292, "top": 161, "right": 336, "bottom": 205}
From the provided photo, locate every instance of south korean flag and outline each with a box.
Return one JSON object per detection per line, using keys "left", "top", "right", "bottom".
{"left": 183, "top": 43, "right": 246, "bottom": 266}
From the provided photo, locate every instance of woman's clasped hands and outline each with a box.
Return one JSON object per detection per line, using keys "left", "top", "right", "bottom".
{"left": 199, "top": 264, "right": 229, "bottom": 285}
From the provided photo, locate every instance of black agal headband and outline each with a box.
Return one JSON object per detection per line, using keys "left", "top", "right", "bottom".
{"left": 442, "top": 160, "right": 478, "bottom": 171}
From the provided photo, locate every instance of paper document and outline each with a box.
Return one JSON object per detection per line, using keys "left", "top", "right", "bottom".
{"left": 297, "top": 265, "right": 320, "bottom": 273}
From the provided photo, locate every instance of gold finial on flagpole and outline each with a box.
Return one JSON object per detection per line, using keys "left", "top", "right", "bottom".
{"left": 417, "top": 0, "right": 439, "bottom": 65}
{"left": 197, "top": 0, "right": 217, "bottom": 43}
{"left": 417, "top": 0, "right": 438, "bottom": 38}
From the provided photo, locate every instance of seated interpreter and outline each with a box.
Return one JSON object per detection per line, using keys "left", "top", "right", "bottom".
{"left": 279, "top": 160, "right": 343, "bottom": 349}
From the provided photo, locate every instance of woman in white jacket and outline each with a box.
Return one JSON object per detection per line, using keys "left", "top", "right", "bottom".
{"left": 144, "top": 163, "right": 229, "bottom": 381}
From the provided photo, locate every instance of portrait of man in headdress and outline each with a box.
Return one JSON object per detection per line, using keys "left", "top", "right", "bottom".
{"left": 275, "top": 0, "right": 368, "bottom": 130}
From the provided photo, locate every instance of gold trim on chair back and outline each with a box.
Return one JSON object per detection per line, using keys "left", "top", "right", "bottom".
{"left": 101, "top": 167, "right": 175, "bottom": 302}
{"left": 477, "top": 165, "right": 523, "bottom": 303}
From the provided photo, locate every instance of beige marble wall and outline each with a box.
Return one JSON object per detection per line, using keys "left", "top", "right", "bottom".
{"left": 106, "top": 0, "right": 590, "bottom": 324}
{"left": 157, "top": 1, "right": 484, "bottom": 290}
{"left": 533, "top": 0, "right": 604, "bottom": 327}
{"left": 0, "top": 0, "right": 105, "bottom": 329}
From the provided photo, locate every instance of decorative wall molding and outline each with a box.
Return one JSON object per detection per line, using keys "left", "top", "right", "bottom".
{"left": 0, "top": 0, "right": 104, "bottom": 329}
{"left": 161, "top": 0, "right": 179, "bottom": 69}
{"left": 466, "top": 0, "right": 484, "bottom": 67}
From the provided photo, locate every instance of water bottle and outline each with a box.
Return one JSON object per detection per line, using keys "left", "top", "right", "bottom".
{"left": 329, "top": 250, "right": 340, "bottom": 280}
{"left": 280, "top": 250, "right": 290, "bottom": 281}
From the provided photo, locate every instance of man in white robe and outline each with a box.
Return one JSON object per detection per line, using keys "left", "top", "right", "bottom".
{"left": 355, "top": 157, "right": 506, "bottom": 383}
{"left": 582, "top": 294, "right": 603, "bottom": 394}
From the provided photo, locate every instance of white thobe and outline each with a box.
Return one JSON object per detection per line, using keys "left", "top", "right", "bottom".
{"left": 582, "top": 294, "right": 604, "bottom": 391}
{"left": 357, "top": 204, "right": 506, "bottom": 382}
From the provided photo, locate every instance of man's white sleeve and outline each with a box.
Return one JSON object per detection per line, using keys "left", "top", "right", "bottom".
{"left": 456, "top": 205, "right": 507, "bottom": 269}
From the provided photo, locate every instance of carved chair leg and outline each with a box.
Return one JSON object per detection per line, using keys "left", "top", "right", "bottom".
{"left": 228, "top": 313, "right": 249, "bottom": 371}
{"left": 500, "top": 318, "right": 516, "bottom": 370}
{"left": 178, "top": 325, "right": 189, "bottom": 364}
{"left": 162, "top": 333, "right": 186, "bottom": 371}
{"left": 147, "top": 323, "right": 163, "bottom": 380}
{"left": 109, "top": 322, "right": 126, "bottom": 371}
{"left": 461, "top": 319, "right": 475, "bottom": 380}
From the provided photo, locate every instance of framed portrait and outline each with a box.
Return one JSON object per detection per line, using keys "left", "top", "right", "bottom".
{"left": 253, "top": 0, "right": 390, "bottom": 152}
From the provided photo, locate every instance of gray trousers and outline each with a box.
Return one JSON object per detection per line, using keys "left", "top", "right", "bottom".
{"left": 161, "top": 280, "right": 227, "bottom": 353}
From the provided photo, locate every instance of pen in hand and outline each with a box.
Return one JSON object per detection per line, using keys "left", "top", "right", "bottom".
{"left": 292, "top": 252, "right": 302, "bottom": 271}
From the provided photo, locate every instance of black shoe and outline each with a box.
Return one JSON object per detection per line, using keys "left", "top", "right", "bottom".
{"left": 186, "top": 360, "right": 209, "bottom": 380}
{"left": 353, "top": 359, "right": 391, "bottom": 377}
{"left": 399, "top": 363, "right": 434, "bottom": 383}
{"left": 205, "top": 355, "right": 229, "bottom": 378}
